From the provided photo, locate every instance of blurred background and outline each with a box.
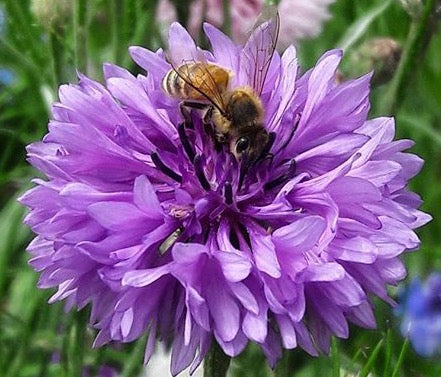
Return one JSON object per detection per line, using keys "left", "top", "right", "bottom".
{"left": 0, "top": 0, "right": 440, "bottom": 376}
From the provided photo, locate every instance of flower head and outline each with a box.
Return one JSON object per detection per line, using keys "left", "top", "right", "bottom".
{"left": 157, "top": 0, "right": 335, "bottom": 49}
{"left": 20, "top": 19, "right": 430, "bottom": 375}
{"left": 397, "top": 274, "right": 441, "bottom": 357}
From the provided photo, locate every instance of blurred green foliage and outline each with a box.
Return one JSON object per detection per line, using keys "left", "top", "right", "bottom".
{"left": 0, "top": 0, "right": 441, "bottom": 376}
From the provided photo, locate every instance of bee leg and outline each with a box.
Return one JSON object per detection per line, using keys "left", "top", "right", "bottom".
{"left": 202, "top": 106, "right": 225, "bottom": 152}
{"left": 202, "top": 106, "right": 216, "bottom": 141}
{"left": 203, "top": 106, "right": 213, "bottom": 124}
{"left": 180, "top": 101, "right": 209, "bottom": 129}
{"left": 211, "top": 132, "right": 227, "bottom": 152}
{"left": 180, "top": 100, "right": 208, "bottom": 111}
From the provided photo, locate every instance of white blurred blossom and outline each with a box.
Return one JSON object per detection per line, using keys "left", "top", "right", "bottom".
{"left": 156, "top": 0, "right": 335, "bottom": 49}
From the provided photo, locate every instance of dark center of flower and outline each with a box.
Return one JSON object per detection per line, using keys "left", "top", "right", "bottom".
{"left": 150, "top": 109, "right": 301, "bottom": 253}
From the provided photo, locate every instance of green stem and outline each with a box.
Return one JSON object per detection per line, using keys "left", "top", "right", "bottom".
{"left": 265, "top": 0, "right": 281, "bottom": 6}
{"left": 123, "top": 0, "right": 161, "bottom": 66}
{"left": 222, "top": 0, "right": 231, "bottom": 36}
{"left": 5, "top": 279, "right": 46, "bottom": 377}
{"left": 74, "top": 0, "right": 88, "bottom": 73}
{"left": 63, "top": 309, "right": 88, "bottom": 377}
{"left": 383, "top": 328, "right": 393, "bottom": 377}
{"left": 120, "top": 0, "right": 138, "bottom": 66}
{"left": 331, "top": 338, "right": 340, "bottom": 377}
{"left": 203, "top": 341, "right": 231, "bottom": 377}
{"left": 50, "top": 29, "right": 64, "bottom": 89}
{"left": 173, "top": 0, "right": 191, "bottom": 27}
{"left": 391, "top": 338, "right": 410, "bottom": 377}
{"left": 6, "top": 0, "right": 44, "bottom": 65}
{"left": 111, "top": 0, "right": 123, "bottom": 65}
{"left": 381, "top": 0, "right": 440, "bottom": 114}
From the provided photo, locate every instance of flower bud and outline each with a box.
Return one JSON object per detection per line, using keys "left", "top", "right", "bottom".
{"left": 346, "top": 37, "right": 402, "bottom": 87}
{"left": 31, "top": 0, "right": 71, "bottom": 30}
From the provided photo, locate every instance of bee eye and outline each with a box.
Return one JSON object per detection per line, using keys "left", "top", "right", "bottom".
{"left": 236, "top": 137, "right": 250, "bottom": 154}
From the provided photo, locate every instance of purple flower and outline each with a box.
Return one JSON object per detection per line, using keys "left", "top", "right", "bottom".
{"left": 20, "top": 19, "right": 430, "bottom": 375}
{"left": 397, "top": 274, "right": 441, "bottom": 357}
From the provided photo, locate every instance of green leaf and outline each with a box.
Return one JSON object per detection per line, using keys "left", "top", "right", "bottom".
{"left": 392, "top": 338, "right": 410, "bottom": 377}
{"left": 383, "top": 329, "right": 393, "bottom": 377}
{"left": 0, "top": 197, "right": 29, "bottom": 298}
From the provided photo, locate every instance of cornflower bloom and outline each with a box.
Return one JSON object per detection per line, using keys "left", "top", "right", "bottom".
{"left": 20, "top": 17, "right": 429, "bottom": 375}
{"left": 397, "top": 274, "right": 441, "bottom": 357}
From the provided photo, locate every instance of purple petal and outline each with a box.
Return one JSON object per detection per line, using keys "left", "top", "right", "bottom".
{"left": 214, "top": 250, "right": 252, "bottom": 282}
{"left": 249, "top": 228, "right": 281, "bottom": 278}
{"left": 122, "top": 264, "right": 172, "bottom": 287}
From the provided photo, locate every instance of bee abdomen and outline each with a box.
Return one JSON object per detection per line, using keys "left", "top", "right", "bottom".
{"left": 163, "top": 63, "right": 230, "bottom": 101}
{"left": 163, "top": 69, "right": 186, "bottom": 98}
{"left": 162, "top": 64, "right": 203, "bottom": 100}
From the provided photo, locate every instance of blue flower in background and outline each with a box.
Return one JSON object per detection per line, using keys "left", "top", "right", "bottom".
{"left": 397, "top": 273, "right": 441, "bottom": 357}
{"left": 0, "top": 6, "right": 15, "bottom": 86}
{"left": 0, "top": 68, "right": 14, "bottom": 85}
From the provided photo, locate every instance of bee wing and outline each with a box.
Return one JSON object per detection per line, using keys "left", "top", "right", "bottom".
{"left": 240, "top": 7, "right": 280, "bottom": 97}
{"left": 168, "top": 52, "right": 228, "bottom": 115}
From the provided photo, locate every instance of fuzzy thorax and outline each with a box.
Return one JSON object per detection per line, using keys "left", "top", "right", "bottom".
{"left": 212, "top": 86, "right": 264, "bottom": 136}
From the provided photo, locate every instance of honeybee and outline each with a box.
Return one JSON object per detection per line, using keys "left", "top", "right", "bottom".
{"left": 162, "top": 10, "right": 280, "bottom": 171}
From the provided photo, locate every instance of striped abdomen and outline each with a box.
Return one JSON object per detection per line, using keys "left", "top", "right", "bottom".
{"left": 162, "top": 63, "right": 230, "bottom": 101}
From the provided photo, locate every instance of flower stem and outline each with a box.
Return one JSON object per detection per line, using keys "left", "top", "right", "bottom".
{"left": 50, "top": 29, "right": 64, "bottom": 89}
{"left": 6, "top": 0, "right": 44, "bottom": 65}
{"left": 73, "top": 0, "right": 88, "bottom": 74}
{"left": 381, "top": 0, "right": 440, "bottom": 114}
{"left": 67, "top": 310, "right": 88, "bottom": 377}
{"left": 222, "top": 0, "right": 231, "bottom": 36}
{"left": 203, "top": 341, "right": 231, "bottom": 377}
{"left": 111, "top": 0, "right": 123, "bottom": 65}
{"left": 173, "top": 0, "right": 191, "bottom": 27}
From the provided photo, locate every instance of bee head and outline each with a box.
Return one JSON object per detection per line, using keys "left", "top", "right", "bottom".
{"left": 233, "top": 128, "right": 271, "bottom": 166}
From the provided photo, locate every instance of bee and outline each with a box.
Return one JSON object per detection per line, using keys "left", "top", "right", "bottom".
{"left": 162, "top": 10, "right": 279, "bottom": 172}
